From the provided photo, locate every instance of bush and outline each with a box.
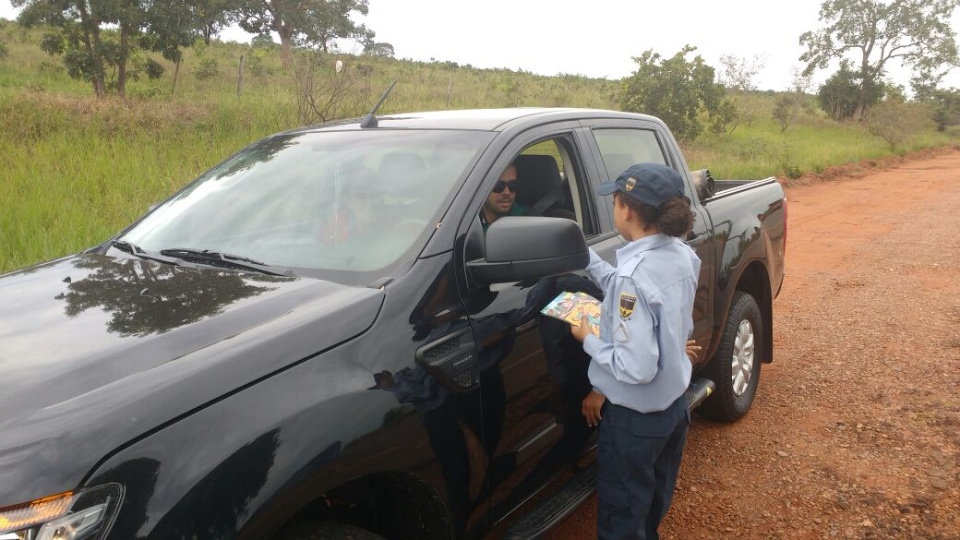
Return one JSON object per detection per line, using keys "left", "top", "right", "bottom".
{"left": 709, "top": 98, "right": 740, "bottom": 134}
{"left": 293, "top": 50, "right": 372, "bottom": 125}
{"left": 131, "top": 86, "right": 164, "bottom": 99}
{"left": 0, "top": 39, "right": 8, "bottom": 62}
{"left": 246, "top": 49, "right": 275, "bottom": 77}
{"left": 192, "top": 58, "right": 219, "bottom": 81}
{"left": 772, "top": 94, "right": 801, "bottom": 132}
{"left": 864, "top": 101, "right": 935, "bottom": 151}
{"left": 784, "top": 165, "right": 803, "bottom": 179}
{"left": 143, "top": 59, "right": 164, "bottom": 80}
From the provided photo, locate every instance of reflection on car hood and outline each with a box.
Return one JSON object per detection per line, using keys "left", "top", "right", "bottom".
{"left": 0, "top": 253, "right": 384, "bottom": 506}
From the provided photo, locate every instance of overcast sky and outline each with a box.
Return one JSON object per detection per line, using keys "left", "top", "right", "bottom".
{"left": 3, "top": 0, "right": 959, "bottom": 92}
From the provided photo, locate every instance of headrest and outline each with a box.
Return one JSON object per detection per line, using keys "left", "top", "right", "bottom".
{"left": 513, "top": 154, "right": 562, "bottom": 208}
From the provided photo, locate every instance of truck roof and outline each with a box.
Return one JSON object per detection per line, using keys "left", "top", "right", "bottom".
{"left": 296, "top": 107, "right": 658, "bottom": 133}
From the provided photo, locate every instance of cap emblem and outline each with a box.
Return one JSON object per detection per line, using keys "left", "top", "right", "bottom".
{"left": 625, "top": 177, "right": 637, "bottom": 192}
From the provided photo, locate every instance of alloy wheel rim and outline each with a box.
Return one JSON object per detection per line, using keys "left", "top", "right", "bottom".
{"left": 731, "top": 319, "right": 755, "bottom": 396}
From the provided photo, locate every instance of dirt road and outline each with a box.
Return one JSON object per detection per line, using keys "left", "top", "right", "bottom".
{"left": 547, "top": 149, "right": 960, "bottom": 539}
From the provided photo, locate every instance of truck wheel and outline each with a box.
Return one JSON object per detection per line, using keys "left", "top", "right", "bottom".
{"left": 698, "top": 291, "right": 762, "bottom": 422}
{"left": 273, "top": 520, "right": 386, "bottom": 540}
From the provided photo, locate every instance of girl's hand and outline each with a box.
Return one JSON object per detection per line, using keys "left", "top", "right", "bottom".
{"left": 582, "top": 390, "right": 606, "bottom": 427}
{"left": 569, "top": 309, "right": 591, "bottom": 343}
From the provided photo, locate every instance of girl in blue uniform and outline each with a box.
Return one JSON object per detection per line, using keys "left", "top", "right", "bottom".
{"left": 570, "top": 162, "right": 700, "bottom": 540}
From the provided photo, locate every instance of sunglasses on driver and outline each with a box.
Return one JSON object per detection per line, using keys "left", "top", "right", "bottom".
{"left": 491, "top": 179, "right": 520, "bottom": 193}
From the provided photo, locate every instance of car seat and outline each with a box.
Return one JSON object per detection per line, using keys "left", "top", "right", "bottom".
{"left": 512, "top": 154, "right": 575, "bottom": 220}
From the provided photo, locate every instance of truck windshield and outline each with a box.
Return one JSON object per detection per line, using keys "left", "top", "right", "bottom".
{"left": 118, "top": 129, "right": 494, "bottom": 285}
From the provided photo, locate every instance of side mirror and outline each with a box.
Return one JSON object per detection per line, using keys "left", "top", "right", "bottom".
{"left": 466, "top": 216, "right": 589, "bottom": 284}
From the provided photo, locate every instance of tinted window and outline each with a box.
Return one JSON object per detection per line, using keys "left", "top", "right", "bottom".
{"left": 593, "top": 128, "right": 668, "bottom": 182}
{"left": 119, "top": 130, "right": 494, "bottom": 284}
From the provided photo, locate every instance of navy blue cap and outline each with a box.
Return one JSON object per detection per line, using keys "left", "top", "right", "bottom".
{"left": 597, "top": 162, "right": 685, "bottom": 206}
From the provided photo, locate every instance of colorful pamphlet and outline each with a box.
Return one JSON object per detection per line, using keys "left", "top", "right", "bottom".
{"left": 540, "top": 291, "right": 602, "bottom": 337}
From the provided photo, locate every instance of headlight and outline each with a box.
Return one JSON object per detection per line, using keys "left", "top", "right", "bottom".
{"left": 0, "top": 485, "right": 122, "bottom": 540}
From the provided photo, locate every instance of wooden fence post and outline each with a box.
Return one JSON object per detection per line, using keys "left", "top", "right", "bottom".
{"left": 446, "top": 76, "right": 453, "bottom": 107}
{"left": 237, "top": 54, "right": 245, "bottom": 97}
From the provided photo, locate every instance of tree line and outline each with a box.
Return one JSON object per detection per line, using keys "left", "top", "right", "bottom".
{"left": 6, "top": 0, "right": 960, "bottom": 139}
{"left": 10, "top": 0, "right": 390, "bottom": 97}
{"left": 621, "top": 0, "right": 960, "bottom": 143}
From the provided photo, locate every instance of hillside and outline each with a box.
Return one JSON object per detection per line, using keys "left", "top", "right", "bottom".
{"left": 0, "top": 18, "right": 957, "bottom": 273}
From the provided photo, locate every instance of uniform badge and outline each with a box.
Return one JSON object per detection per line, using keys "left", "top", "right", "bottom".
{"left": 619, "top": 293, "right": 637, "bottom": 319}
{"left": 625, "top": 177, "right": 637, "bottom": 192}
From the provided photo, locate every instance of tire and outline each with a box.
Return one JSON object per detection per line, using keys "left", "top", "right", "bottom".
{"left": 273, "top": 520, "right": 387, "bottom": 540}
{"left": 698, "top": 291, "right": 763, "bottom": 422}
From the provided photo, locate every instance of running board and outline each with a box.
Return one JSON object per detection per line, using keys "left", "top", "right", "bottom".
{"left": 501, "top": 378, "right": 715, "bottom": 540}
{"left": 502, "top": 462, "right": 596, "bottom": 540}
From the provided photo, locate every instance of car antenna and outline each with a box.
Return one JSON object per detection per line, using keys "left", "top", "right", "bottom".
{"left": 360, "top": 80, "right": 397, "bottom": 129}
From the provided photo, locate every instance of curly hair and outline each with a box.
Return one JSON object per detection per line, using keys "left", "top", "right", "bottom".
{"left": 616, "top": 193, "right": 695, "bottom": 238}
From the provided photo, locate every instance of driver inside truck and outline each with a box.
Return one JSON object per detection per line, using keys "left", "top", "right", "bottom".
{"left": 479, "top": 161, "right": 527, "bottom": 232}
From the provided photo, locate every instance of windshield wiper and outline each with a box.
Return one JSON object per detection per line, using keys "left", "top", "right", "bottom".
{"left": 111, "top": 240, "right": 181, "bottom": 266}
{"left": 158, "top": 248, "right": 291, "bottom": 276}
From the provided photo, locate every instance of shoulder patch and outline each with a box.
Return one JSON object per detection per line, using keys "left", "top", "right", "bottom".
{"left": 619, "top": 293, "right": 637, "bottom": 319}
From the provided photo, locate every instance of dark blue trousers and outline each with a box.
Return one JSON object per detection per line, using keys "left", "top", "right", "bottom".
{"left": 596, "top": 396, "right": 690, "bottom": 540}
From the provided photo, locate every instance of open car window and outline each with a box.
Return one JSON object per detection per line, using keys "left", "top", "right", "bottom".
{"left": 512, "top": 137, "right": 599, "bottom": 237}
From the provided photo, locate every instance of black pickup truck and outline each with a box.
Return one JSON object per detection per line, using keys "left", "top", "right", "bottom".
{"left": 0, "top": 107, "right": 786, "bottom": 540}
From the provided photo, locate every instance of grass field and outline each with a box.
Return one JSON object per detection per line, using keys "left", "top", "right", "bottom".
{"left": 1, "top": 20, "right": 957, "bottom": 274}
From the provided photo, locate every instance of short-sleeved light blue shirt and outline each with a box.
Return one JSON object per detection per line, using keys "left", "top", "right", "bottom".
{"left": 582, "top": 234, "right": 701, "bottom": 413}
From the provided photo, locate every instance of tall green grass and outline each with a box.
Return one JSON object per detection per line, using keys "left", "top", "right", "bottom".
{"left": 0, "top": 93, "right": 281, "bottom": 272}
{"left": 1, "top": 21, "right": 957, "bottom": 274}
{"left": 684, "top": 116, "right": 950, "bottom": 180}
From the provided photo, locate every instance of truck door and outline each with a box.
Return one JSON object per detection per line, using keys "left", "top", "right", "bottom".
{"left": 454, "top": 126, "right": 610, "bottom": 531}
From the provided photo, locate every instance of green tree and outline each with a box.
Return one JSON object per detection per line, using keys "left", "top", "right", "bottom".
{"left": 16, "top": 0, "right": 234, "bottom": 96}
{"left": 16, "top": 0, "right": 112, "bottom": 96}
{"left": 800, "top": 0, "right": 960, "bottom": 117}
{"left": 620, "top": 45, "right": 727, "bottom": 142}
{"left": 251, "top": 33, "right": 277, "bottom": 49}
{"left": 16, "top": 0, "right": 212, "bottom": 96}
{"left": 237, "top": 0, "right": 374, "bottom": 68}
{"left": 192, "top": 0, "right": 236, "bottom": 45}
{"left": 816, "top": 61, "right": 885, "bottom": 120}
{"left": 363, "top": 41, "right": 393, "bottom": 58}
{"left": 139, "top": 0, "right": 197, "bottom": 65}
{"left": 915, "top": 87, "right": 960, "bottom": 130}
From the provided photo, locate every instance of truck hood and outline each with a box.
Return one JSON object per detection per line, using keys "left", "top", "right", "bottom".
{"left": 0, "top": 254, "right": 384, "bottom": 506}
